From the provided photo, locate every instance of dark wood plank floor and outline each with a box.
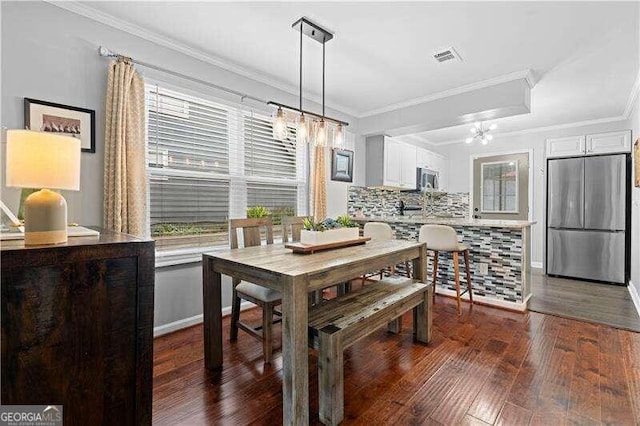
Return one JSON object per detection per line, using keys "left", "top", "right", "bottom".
{"left": 153, "top": 292, "right": 640, "bottom": 425}
{"left": 528, "top": 270, "right": 640, "bottom": 332}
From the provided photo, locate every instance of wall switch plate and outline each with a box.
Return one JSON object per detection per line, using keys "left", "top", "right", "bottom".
{"left": 477, "top": 263, "right": 489, "bottom": 275}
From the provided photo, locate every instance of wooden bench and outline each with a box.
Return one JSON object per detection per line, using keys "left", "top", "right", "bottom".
{"left": 308, "top": 278, "right": 433, "bottom": 425}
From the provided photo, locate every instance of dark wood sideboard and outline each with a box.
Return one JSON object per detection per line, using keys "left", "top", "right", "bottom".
{"left": 1, "top": 230, "right": 154, "bottom": 425}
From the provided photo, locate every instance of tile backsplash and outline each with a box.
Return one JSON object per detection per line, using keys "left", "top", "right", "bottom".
{"left": 347, "top": 186, "right": 469, "bottom": 218}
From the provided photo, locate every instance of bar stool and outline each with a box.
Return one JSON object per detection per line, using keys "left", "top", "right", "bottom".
{"left": 361, "top": 222, "right": 411, "bottom": 285}
{"left": 418, "top": 224, "right": 473, "bottom": 314}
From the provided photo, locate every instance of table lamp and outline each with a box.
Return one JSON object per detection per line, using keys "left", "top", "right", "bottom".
{"left": 6, "top": 130, "right": 81, "bottom": 245}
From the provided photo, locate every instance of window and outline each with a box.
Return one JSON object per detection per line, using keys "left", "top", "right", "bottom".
{"left": 481, "top": 161, "right": 518, "bottom": 213}
{"left": 146, "top": 85, "right": 306, "bottom": 257}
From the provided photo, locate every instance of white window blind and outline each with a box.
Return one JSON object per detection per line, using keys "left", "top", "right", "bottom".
{"left": 146, "top": 84, "right": 306, "bottom": 256}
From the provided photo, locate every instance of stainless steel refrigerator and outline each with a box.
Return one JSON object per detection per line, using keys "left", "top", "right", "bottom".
{"left": 546, "top": 154, "right": 629, "bottom": 284}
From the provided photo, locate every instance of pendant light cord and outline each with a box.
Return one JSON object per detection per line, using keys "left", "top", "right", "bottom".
{"left": 299, "top": 24, "right": 303, "bottom": 112}
{"left": 322, "top": 39, "right": 326, "bottom": 118}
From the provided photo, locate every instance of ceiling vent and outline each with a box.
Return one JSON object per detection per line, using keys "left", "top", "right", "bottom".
{"left": 433, "top": 47, "right": 462, "bottom": 63}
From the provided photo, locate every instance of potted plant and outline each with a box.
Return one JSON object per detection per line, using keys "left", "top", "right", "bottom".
{"left": 300, "top": 216, "right": 359, "bottom": 245}
{"left": 247, "top": 205, "right": 270, "bottom": 218}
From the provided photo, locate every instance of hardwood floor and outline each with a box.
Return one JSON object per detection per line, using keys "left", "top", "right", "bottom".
{"left": 153, "top": 293, "right": 640, "bottom": 425}
{"left": 528, "top": 270, "right": 640, "bottom": 332}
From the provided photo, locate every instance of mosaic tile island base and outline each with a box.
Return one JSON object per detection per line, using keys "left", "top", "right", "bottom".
{"left": 347, "top": 187, "right": 534, "bottom": 309}
{"left": 354, "top": 216, "right": 533, "bottom": 309}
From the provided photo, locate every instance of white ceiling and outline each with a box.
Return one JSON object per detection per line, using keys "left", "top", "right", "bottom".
{"left": 73, "top": 1, "right": 638, "bottom": 141}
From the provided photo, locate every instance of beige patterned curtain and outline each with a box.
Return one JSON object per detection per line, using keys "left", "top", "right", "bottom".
{"left": 103, "top": 59, "right": 147, "bottom": 237}
{"left": 312, "top": 145, "right": 327, "bottom": 220}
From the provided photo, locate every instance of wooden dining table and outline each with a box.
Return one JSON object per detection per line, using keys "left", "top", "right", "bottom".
{"left": 202, "top": 239, "right": 430, "bottom": 425}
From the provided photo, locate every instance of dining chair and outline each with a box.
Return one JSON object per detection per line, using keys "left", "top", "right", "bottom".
{"left": 361, "top": 222, "right": 411, "bottom": 285}
{"left": 229, "top": 217, "right": 281, "bottom": 363}
{"left": 282, "top": 215, "right": 329, "bottom": 305}
{"left": 418, "top": 224, "right": 473, "bottom": 314}
{"left": 282, "top": 215, "right": 306, "bottom": 243}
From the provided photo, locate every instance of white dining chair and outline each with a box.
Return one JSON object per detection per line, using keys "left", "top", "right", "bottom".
{"left": 361, "top": 222, "right": 411, "bottom": 284}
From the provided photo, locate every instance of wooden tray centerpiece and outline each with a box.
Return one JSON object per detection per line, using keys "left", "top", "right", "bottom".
{"left": 286, "top": 216, "right": 368, "bottom": 254}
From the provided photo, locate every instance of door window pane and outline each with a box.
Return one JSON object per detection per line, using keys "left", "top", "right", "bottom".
{"left": 481, "top": 161, "right": 518, "bottom": 213}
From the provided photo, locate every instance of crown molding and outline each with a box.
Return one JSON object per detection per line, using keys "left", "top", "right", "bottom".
{"left": 44, "top": 0, "right": 360, "bottom": 117}
{"left": 623, "top": 67, "right": 640, "bottom": 119}
{"left": 431, "top": 115, "right": 628, "bottom": 146}
{"left": 394, "top": 134, "right": 435, "bottom": 147}
{"left": 357, "top": 69, "right": 535, "bottom": 118}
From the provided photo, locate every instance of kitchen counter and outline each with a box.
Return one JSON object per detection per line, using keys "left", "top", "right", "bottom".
{"left": 354, "top": 216, "right": 532, "bottom": 310}
{"left": 354, "top": 216, "right": 535, "bottom": 229}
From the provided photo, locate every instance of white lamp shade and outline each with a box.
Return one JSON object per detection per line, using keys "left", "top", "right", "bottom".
{"left": 6, "top": 130, "right": 81, "bottom": 190}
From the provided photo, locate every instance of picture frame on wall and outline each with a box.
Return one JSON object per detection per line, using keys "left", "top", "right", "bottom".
{"left": 24, "top": 98, "right": 96, "bottom": 153}
{"left": 634, "top": 137, "right": 640, "bottom": 188}
{"left": 331, "top": 148, "right": 354, "bottom": 182}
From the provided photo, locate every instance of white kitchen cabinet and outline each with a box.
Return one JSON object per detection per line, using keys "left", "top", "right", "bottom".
{"left": 383, "top": 137, "right": 402, "bottom": 187}
{"left": 416, "top": 147, "right": 429, "bottom": 169}
{"left": 546, "top": 136, "right": 586, "bottom": 158}
{"left": 400, "top": 143, "right": 417, "bottom": 189}
{"left": 546, "top": 130, "right": 631, "bottom": 158}
{"left": 586, "top": 131, "right": 631, "bottom": 155}
{"left": 365, "top": 135, "right": 419, "bottom": 189}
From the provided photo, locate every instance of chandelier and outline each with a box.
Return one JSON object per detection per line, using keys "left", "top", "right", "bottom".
{"left": 269, "top": 17, "right": 347, "bottom": 148}
{"left": 466, "top": 121, "right": 497, "bottom": 145}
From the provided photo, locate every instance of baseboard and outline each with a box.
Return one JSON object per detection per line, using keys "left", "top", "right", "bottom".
{"left": 629, "top": 281, "right": 640, "bottom": 317}
{"left": 153, "top": 301, "right": 256, "bottom": 337}
{"left": 435, "top": 288, "right": 528, "bottom": 312}
{"left": 530, "top": 261, "right": 543, "bottom": 269}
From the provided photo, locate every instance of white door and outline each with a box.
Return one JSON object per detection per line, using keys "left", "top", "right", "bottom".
{"left": 472, "top": 152, "right": 530, "bottom": 221}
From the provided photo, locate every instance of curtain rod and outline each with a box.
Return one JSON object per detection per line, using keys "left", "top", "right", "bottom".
{"left": 98, "top": 46, "right": 267, "bottom": 105}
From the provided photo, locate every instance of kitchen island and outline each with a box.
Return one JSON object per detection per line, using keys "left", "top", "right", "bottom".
{"left": 354, "top": 216, "right": 535, "bottom": 310}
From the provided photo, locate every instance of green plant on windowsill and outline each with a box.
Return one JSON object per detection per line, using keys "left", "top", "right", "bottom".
{"left": 247, "top": 205, "right": 271, "bottom": 219}
{"left": 152, "top": 223, "right": 206, "bottom": 236}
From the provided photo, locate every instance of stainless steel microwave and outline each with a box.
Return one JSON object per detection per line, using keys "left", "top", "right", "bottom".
{"left": 416, "top": 168, "right": 439, "bottom": 191}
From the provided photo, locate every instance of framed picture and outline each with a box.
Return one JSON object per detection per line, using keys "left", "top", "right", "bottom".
{"left": 331, "top": 148, "right": 354, "bottom": 182}
{"left": 635, "top": 138, "right": 640, "bottom": 188}
{"left": 24, "top": 98, "right": 95, "bottom": 153}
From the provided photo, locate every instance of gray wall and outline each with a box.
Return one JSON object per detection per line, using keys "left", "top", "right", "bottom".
{"left": 1, "top": 1, "right": 358, "bottom": 332}
{"left": 628, "top": 92, "right": 640, "bottom": 303}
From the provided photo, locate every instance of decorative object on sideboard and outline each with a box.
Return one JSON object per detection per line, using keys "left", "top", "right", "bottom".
{"left": 24, "top": 98, "right": 96, "bottom": 153}
{"left": 634, "top": 137, "right": 640, "bottom": 188}
{"left": 5, "top": 130, "right": 80, "bottom": 245}
{"left": 331, "top": 148, "right": 354, "bottom": 182}
{"left": 466, "top": 121, "right": 497, "bottom": 145}
{"left": 269, "top": 17, "right": 348, "bottom": 148}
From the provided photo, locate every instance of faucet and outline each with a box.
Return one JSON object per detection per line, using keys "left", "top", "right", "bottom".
{"left": 422, "top": 185, "right": 434, "bottom": 217}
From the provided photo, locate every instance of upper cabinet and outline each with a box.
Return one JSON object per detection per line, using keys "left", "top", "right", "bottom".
{"left": 546, "top": 136, "right": 586, "bottom": 158}
{"left": 400, "top": 143, "right": 417, "bottom": 188}
{"left": 585, "top": 131, "right": 631, "bottom": 155}
{"left": 365, "top": 135, "right": 417, "bottom": 189}
{"left": 546, "top": 130, "right": 631, "bottom": 158}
